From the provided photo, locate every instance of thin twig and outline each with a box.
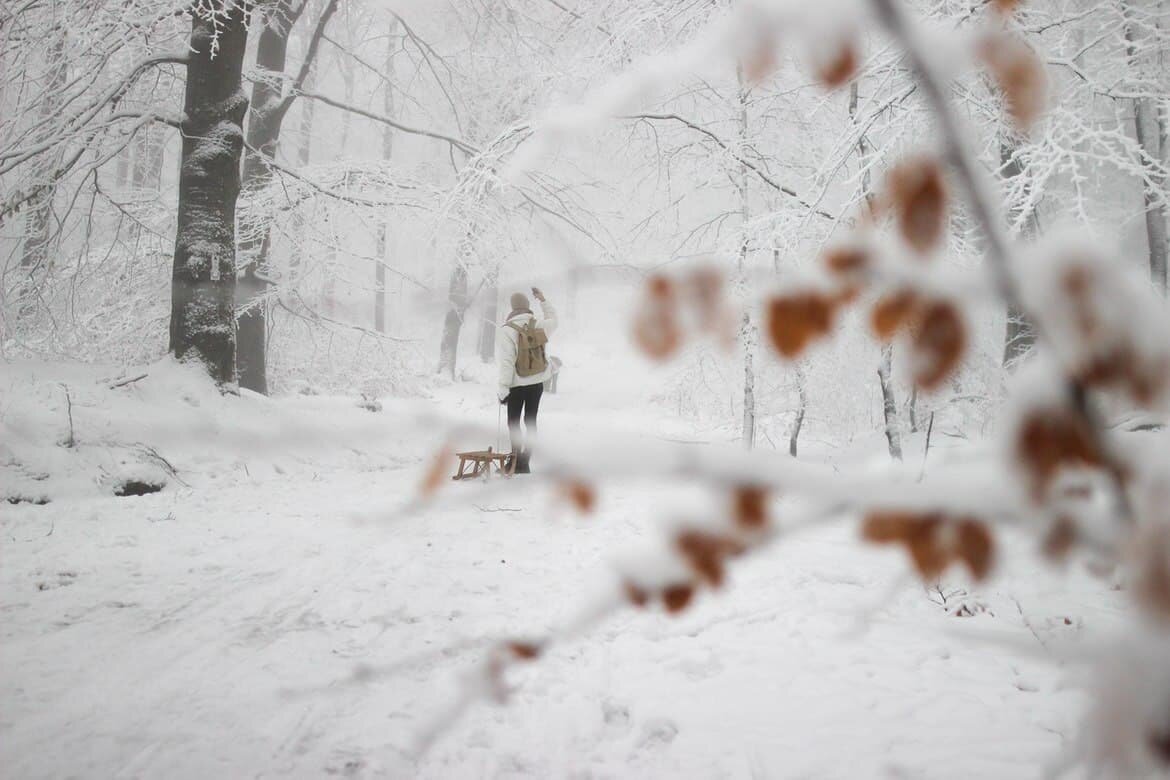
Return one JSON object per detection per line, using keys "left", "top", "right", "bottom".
{"left": 59, "top": 383, "right": 75, "bottom": 448}
{"left": 108, "top": 373, "right": 148, "bottom": 389}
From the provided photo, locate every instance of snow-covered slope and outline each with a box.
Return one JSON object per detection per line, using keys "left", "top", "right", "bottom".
{"left": 0, "top": 358, "right": 1127, "bottom": 778}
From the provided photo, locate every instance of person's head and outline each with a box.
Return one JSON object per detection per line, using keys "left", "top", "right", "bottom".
{"left": 510, "top": 292, "right": 530, "bottom": 312}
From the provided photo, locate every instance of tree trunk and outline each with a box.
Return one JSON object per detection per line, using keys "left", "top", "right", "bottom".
{"left": 736, "top": 64, "right": 756, "bottom": 448}
{"left": 478, "top": 269, "right": 499, "bottom": 362}
{"left": 375, "top": 233, "right": 388, "bottom": 333}
{"left": 877, "top": 344, "right": 902, "bottom": 460}
{"left": 1133, "top": 98, "right": 1167, "bottom": 292}
{"left": 789, "top": 365, "right": 806, "bottom": 457}
{"left": 1125, "top": 1, "right": 1169, "bottom": 293}
{"left": 1000, "top": 141, "right": 1041, "bottom": 365}
{"left": 908, "top": 386, "right": 919, "bottom": 433}
{"left": 168, "top": 2, "right": 250, "bottom": 386}
{"left": 17, "top": 31, "right": 67, "bottom": 325}
{"left": 742, "top": 312, "right": 757, "bottom": 449}
{"left": 438, "top": 260, "right": 469, "bottom": 378}
{"left": 375, "top": 23, "right": 397, "bottom": 333}
{"left": 236, "top": 0, "right": 337, "bottom": 392}
{"left": 236, "top": 3, "right": 295, "bottom": 395}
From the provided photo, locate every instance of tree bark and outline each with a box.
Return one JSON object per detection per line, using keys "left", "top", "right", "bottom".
{"left": 168, "top": 2, "right": 250, "bottom": 386}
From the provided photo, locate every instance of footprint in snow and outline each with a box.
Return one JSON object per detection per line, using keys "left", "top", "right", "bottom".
{"left": 324, "top": 752, "right": 366, "bottom": 777}
{"left": 636, "top": 718, "right": 678, "bottom": 751}
{"left": 601, "top": 698, "right": 631, "bottom": 737}
{"left": 35, "top": 570, "right": 77, "bottom": 591}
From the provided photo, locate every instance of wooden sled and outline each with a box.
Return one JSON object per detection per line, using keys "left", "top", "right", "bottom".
{"left": 451, "top": 447, "right": 514, "bottom": 480}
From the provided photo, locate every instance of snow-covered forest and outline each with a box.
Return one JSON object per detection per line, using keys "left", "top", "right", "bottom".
{"left": 2, "top": 0, "right": 1169, "bottom": 776}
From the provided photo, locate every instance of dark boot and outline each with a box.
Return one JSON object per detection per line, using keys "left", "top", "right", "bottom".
{"left": 516, "top": 450, "right": 531, "bottom": 474}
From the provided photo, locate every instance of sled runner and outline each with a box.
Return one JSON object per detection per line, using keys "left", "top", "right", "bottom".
{"left": 451, "top": 448, "right": 514, "bottom": 480}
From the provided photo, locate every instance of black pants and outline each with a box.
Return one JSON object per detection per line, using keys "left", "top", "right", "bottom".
{"left": 506, "top": 382, "right": 543, "bottom": 453}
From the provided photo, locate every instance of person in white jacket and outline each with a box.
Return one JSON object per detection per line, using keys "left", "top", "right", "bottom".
{"left": 497, "top": 287, "right": 557, "bottom": 474}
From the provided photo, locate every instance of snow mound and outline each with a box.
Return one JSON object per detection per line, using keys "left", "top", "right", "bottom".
{"left": 0, "top": 358, "right": 417, "bottom": 503}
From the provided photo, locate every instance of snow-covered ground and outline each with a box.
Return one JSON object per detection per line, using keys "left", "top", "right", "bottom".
{"left": 0, "top": 348, "right": 1127, "bottom": 778}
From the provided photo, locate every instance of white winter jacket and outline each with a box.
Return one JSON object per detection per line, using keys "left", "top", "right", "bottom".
{"left": 497, "top": 300, "right": 558, "bottom": 401}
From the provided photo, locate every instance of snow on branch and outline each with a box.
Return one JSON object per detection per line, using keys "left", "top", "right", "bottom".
{"left": 400, "top": 1, "right": 1170, "bottom": 772}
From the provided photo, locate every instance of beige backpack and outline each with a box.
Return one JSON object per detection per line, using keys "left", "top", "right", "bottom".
{"left": 507, "top": 319, "right": 549, "bottom": 377}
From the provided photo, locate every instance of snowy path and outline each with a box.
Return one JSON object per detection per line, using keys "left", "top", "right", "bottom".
{"left": 1, "top": 369, "right": 1123, "bottom": 778}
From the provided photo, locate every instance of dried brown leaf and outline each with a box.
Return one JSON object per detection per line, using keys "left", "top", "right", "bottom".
{"left": 1042, "top": 515, "right": 1077, "bottom": 562}
{"left": 633, "top": 279, "right": 683, "bottom": 361}
{"left": 647, "top": 274, "right": 675, "bottom": 300}
{"left": 662, "top": 583, "right": 695, "bottom": 614}
{"left": 887, "top": 157, "right": 948, "bottom": 253}
{"left": 912, "top": 301, "right": 966, "bottom": 390}
{"left": 870, "top": 290, "right": 919, "bottom": 341}
{"left": 824, "top": 246, "right": 869, "bottom": 278}
{"left": 861, "top": 511, "right": 918, "bottom": 543}
{"left": 817, "top": 39, "right": 857, "bottom": 88}
{"left": 508, "top": 641, "right": 543, "bottom": 660}
{"left": 562, "top": 481, "right": 596, "bottom": 514}
{"left": 676, "top": 530, "right": 745, "bottom": 588}
{"left": 865, "top": 511, "right": 994, "bottom": 582}
{"left": 979, "top": 33, "right": 1047, "bottom": 130}
{"left": 420, "top": 444, "right": 453, "bottom": 497}
{"left": 1015, "top": 405, "right": 1106, "bottom": 503}
{"left": 904, "top": 519, "right": 948, "bottom": 580}
{"left": 955, "top": 519, "right": 995, "bottom": 581}
{"left": 766, "top": 292, "right": 835, "bottom": 358}
{"left": 742, "top": 36, "right": 779, "bottom": 85}
{"left": 733, "top": 485, "right": 770, "bottom": 530}
{"left": 624, "top": 580, "right": 650, "bottom": 608}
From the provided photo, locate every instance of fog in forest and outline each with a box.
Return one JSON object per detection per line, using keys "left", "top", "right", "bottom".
{"left": 2, "top": 0, "right": 1170, "bottom": 777}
